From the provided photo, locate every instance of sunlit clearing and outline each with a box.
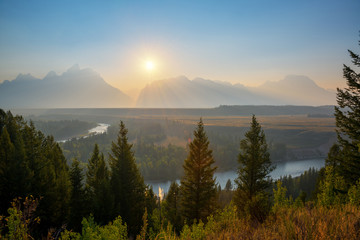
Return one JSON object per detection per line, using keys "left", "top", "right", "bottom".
{"left": 145, "top": 61, "right": 155, "bottom": 71}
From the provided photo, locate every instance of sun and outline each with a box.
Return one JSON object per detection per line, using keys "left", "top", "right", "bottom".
{"left": 145, "top": 61, "right": 155, "bottom": 71}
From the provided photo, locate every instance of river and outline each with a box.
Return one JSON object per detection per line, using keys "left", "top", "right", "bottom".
{"left": 58, "top": 123, "right": 110, "bottom": 142}
{"left": 87, "top": 123, "right": 110, "bottom": 135}
{"left": 146, "top": 158, "right": 325, "bottom": 196}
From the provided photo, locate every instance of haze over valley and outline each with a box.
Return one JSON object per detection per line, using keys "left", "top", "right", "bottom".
{"left": 1, "top": 65, "right": 336, "bottom": 108}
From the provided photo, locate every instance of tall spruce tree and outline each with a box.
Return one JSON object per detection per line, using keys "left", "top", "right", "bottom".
{"left": 86, "top": 144, "right": 113, "bottom": 225}
{"left": 180, "top": 118, "right": 217, "bottom": 223}
{"left": 334, "top": 36, "right": 360, "bottom": 185}
{"left": 109, "top": 121, "right": 146, "bottom": 237}
{"left": 234, "top": 115, "right": 274, "bottom": 222}
{"left": 69, "top": 158, "right": 87, "bottom": 232}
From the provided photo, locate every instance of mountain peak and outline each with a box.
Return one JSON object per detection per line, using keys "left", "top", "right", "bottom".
{"left": 0, "top": 66, "right": 132, "bottom": 108}
{"left": 282, "top": 75, "right": 317, "bottom": 85}
{"left": 44, "top": 71, "right": 57, "bottom": 79}
{"left": 67, "top": 64, "right": 80, "bottom": 73}
{"left": 14, "top": 73, "right": 38, "bottom": 82}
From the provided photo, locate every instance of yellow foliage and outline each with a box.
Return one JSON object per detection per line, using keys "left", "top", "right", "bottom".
{"left": 153, "top": 203, "right": 360, "bottom": 239}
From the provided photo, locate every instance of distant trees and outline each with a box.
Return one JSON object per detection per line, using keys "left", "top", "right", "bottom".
{"left": 334, "top": 37, "right": 360, "bottom": 185}
{"left": 109, "top": 121, "right": 146, "bottom": 236}
{"left": 180, "top": 118, "right": 217, "bottom": 223}
{"left": 234, "top": 115, "right": 274, "bottom": 222}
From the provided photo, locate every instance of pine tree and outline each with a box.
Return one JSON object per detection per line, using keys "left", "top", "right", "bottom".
{"left": 86, "top": 144, "right": 113, "bottom": 225}
{"left": 225, "top": 179, "right": 233, "bottom": 191}
{"left": 163, "top": 182, "right": 182, "bottom": 233}
{"left": 37, "top": 135, "right": 71, "bottom": 233}
{"left": 334, "top": 37, "right": 360, "bottom": 185}
{"left": 180, "top": 118, "right": 217, "bottom": 223}
{"left": 69, "top": 158, "right": 87, "bottom": 232}
{"left": 234, "top": 115, "right": 274, "bottom": 222}
{"left": 109, "top": 121, "right": 146, "bottom": 236}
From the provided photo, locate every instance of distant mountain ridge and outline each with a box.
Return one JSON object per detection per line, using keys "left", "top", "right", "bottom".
{"left": 136, "top": 75, "right": 336, "bottom": 107}
{"left": 0, "top": 65, "right": 132, "bottom": 108}
{"left": 0, "top": 66, "right": 336, "bottom": 108}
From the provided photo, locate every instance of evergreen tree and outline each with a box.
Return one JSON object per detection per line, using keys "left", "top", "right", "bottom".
{"left": 180, "top": 118, "right": 217, "bottom": 223}
{"left": 109, "top": 121, "right": 146, "bottom": 236}
{"left": 334, "top": 37, "right": 360, "bottom": 185}
{"left": 86, "top": 144, "right": 113, "bottom": 225}
{"left": 234, "top": 115, "right": 274, "bottom": 222}
{"left": 42, "top": 136, "right": 72, "bottom": 228}
{"left": 225, "top": 179, "right": 233, "bottom": 191}
{"left": 69, "top": 159, "right": 87, "bottom": 232}
{"left": 163, "top": 182, "right": 182, "bottom": 233}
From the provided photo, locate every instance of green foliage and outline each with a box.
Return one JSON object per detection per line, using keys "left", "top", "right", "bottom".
{"left": 234, "top": 115, "right": 274, "bottom": 222}
{"left": 69, "top": 159, "right": 88, "bottom": 232}
{"left": 348, "top": 178, "right": 360, "bottom": 206}
{"left": 0, "top": 110, "right": 71, "bottom": 235}
{"left": 60, "top": 215, "right": 127, "bottom": 240}
{"left": 317, "top": 166, "right": 347, "bottom": 206}
{"left": 334, "top": 37, "right": 360, "bottom": 185}
{"left": 180, "top": 118, "right": 217, "bottom": 223}
{"left": 0, "top": 196, "right": 40, "bottom": 240}
{"left": 163, "top": 182, "right": 182, "bottom": 233}
{"left": 280, "top": 167, "right": 319, "bottom": 200}
{"left": 0, "top": 111, "right": 32, "bottom": 214}
{"left": 109, "top": 121, "right": 146, "bottom": 236}
{"left": 272, "top": 181, "right": 291, "bottom": 212}
{"left": 204, "top": 203, "right": 238, "bottom": 236}
{"left": 136, "top": 142, "right": 186, "bottom": 181}
{"left": 85, "top": 144, "right": 112, "bottom": 225}
{"left": 180, "top": 220, "right": 205, "bottom": 240}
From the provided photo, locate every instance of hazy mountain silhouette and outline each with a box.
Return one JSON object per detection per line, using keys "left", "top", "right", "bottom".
{"left": 0, "top": 65, "right": 132, "bottom": 108}
{"left": 1, "top": 67, "right": 336, "bottom": 108}
{"left": 136, "top": 75, "right": 336, "bottom": 107}
{"left": 252, "top": 75, "right": 335, "bottom": 106}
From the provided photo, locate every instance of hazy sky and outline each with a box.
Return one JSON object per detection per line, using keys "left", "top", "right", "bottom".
{"left": 0, "top": 0, "right": 359, "bottom": 95}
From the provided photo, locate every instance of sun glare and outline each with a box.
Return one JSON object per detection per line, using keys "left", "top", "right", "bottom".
{"left": 145, "top": 61, "right": 155, "bottom": 71}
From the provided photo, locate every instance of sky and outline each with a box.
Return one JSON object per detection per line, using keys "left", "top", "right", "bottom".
{"left": 0, "top": 0, "right": 359, "bottom": 97}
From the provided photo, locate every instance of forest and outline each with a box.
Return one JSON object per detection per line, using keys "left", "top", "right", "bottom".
{"left": 0, "top": 41, "right": 360, "bottom": 240}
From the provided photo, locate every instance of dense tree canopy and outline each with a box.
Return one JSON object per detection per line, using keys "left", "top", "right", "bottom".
{"left": 0, "top": 110, "right": 71, "bottom": 235}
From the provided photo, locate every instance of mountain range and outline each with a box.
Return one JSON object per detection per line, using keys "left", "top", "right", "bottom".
{"left": 0, "top": 66, "right": 336, "bottom": 108}
{"left": 0, "top": 65, "right": 131, "bottom": 108}
{"left": 136, "top": 75, "right": 335, "bottom": 107}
